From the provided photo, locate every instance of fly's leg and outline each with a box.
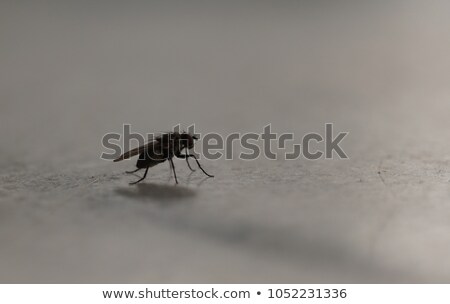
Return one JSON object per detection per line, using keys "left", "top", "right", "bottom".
{"left": 169, "top": 158, "right": 178, "bottom": 184}
{"left": 126, "top": 168, "right": 142, "bottom": 174}
{"left": 190, "top": 155, "right": 214, "bottom": 178}
{"left": 129, "top": 167, "right": 149, "bottom": 185}
{"left": 176, "top": 154, "right": 214, "bottom": 178}
{"left": 185, "top": 150, "right": 195, "bottom": 172}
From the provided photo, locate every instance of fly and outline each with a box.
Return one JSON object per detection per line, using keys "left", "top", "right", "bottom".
{"left": 114, "top": 132, "right": 214, "bottom": 185}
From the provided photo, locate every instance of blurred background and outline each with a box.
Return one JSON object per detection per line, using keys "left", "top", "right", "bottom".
{"left": 1, "top": 0, "right": 450, "bottom": 282}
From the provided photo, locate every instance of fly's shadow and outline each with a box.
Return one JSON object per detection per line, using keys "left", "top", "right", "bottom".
{"left": 115, "top": 183, "right": 197, "bottom": 202}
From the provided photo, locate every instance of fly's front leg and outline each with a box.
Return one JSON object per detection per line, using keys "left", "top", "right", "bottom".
{"left": 176, "top": 154, "right": 214, "bottom": 178}
{"left": 175, "top": 149, "right": 196, "bottom": 172}
{"left": 185, "top": 150, "right": 196, "bottom": 172}
{"left": 175, "top": 152, "right": 194, "bottom": 171}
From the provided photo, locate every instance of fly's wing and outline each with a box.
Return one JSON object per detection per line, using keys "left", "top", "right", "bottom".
{"left": 113, "top": 141, "right": 156, "bottom": 162}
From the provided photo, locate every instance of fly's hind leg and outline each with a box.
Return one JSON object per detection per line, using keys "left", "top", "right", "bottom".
{"left": 126, "top": 168, "right": 142, "bottom": 174}
{"left": 129, "top": 167, "right": 149, "bottom": 185}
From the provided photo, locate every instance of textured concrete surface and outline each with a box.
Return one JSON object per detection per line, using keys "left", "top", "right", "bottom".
{"left": 1, "top": 1, "right": 450, "bottom": 283}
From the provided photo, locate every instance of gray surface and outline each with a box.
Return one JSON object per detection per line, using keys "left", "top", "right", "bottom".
{"left": 1, "top": 1, "right": 450, "bottom": 283}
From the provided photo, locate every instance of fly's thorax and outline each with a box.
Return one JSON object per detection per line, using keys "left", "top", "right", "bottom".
{"left": 180, "top": 133, "right": 196, "bottom": 150}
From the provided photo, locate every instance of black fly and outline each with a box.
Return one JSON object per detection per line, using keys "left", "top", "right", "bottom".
{"left": 114, "top": 132, "right": 214, "bottom": 185}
